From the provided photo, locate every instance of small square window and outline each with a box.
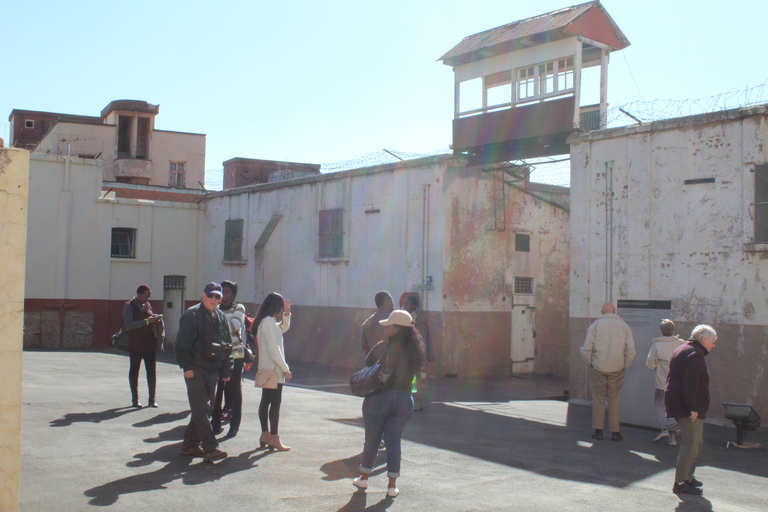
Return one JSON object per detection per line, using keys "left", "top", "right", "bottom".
{"left": 514, "top": 277, "right": 534, "bottom": 295}
{"left": 111, "top": 228, "right": 136, "bottom": 258}
{"left": 25, "top": 119, "right": 34, "bottom": 129}
{"left": 515, "top": 233, "right": 530, "bottom": 252}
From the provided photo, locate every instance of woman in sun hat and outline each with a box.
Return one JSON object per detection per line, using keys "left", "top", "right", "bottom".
{"left": 352, "top": 309, "right": 425, "bottom": 498}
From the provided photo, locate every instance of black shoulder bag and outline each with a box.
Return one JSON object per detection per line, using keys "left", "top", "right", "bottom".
{"left": 349, "top": 342, "right": 394, "bottom": 397}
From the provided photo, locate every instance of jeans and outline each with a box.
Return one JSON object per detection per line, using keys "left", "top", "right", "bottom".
{"left": 128, "top": 350, "right": 156, "bottom": 401}
{"left": 212, "top": 359, "right": 244, "bottom": 432}
{"left": 360, "top": 390, "right": 414, "bottom": 477}
{"left": 654, "top": 388, "right": 679, "bottom": 434}
{"left": 182, "top": 367, "right": 220, "bottom": 452}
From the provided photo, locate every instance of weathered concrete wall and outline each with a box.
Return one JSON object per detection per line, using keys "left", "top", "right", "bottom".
{"left": 441, "top": 163, "right": 570, "bottom": 377}
{"left": 568, "top": 105, "right": 768, "bottom": 423}
{"left": 204, "top": 157, "right": 447, "bottom": 371}
{"left": 204, "top": 155, "right": 570, "bottom": 377}
{"left": 0, "top": 148, "right": 29, "bottom": 512}
{"left": 24, "top": 154, "right": 204, "bottom": 348}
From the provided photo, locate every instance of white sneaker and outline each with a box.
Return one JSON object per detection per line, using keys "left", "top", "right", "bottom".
{"left": 387, "top": 487, "right": 400, "bottom": 498}
{"left": 653, "top": 431, "right": 670, "bottom": 442}
{"left": 669, "top": 438, "right": 678, "bottom": 446}
{"left": 352, "top": 477, "right": 368, "bottom": 489}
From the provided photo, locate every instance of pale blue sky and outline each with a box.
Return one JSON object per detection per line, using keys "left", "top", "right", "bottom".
{"left": 3, "top": 0, "right": 767, "bottom": 171}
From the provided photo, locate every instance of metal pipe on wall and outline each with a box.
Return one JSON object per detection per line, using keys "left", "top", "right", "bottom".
{"left": 605, "top": 160, "right": 614, "bottom": 304}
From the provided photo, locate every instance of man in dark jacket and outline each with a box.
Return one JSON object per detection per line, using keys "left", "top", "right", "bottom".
{"left": 175, "top": 282, "right": 234, "bottom": 463}
{"left": 665, "top": 324, "right": 717, "bottom": 496}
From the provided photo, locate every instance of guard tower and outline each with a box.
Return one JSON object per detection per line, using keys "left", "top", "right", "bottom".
{"left": 439, "top": 1, "right": 629, "bottom": 165}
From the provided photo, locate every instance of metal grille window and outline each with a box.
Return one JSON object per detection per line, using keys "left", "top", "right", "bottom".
{"left": 514, "top": 277, "right": 534, "bottom": 295}
{"left": 169, "top": 161, "right": 186, "bottom": 187}
{"left": 755, "top": 164, "right": 768, "bottom": 243}
{"left": 163, "top": 275, "right": 186, "bottom": 289}
{"left": 319, "top": 208, "right": 344, "bottom": 258}
{"left": 224, "top": 219, "right": 244, "bottom": 261}
{"left": 111, "top": 228, "right": 136, "bottom": 258}
{"left": 515, "top": 233, "right": 530, "bottom": 252}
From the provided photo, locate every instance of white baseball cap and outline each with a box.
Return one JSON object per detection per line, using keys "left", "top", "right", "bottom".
{"left": 379, "top": 309, "right": 413, "bottom": 327}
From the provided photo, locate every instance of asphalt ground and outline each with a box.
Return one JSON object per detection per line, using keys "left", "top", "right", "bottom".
{"left": 19, "top": 351, "right": 768, "bottom": 511}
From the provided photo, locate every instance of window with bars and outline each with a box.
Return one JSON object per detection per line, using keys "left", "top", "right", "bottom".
{"left": 169, "top": 161, "right": 186, "bottom": 187}
{"left": 224, "top": 219, "right": 244, "bottom": 261}
{"left": 514, "top": 277, "right": 534, "bottom": 295}
{"left": 111, "top": 228, "right": 136, "bottom": 258}
{"left": 319, "top": 208, "right": 344, "bottom": 258}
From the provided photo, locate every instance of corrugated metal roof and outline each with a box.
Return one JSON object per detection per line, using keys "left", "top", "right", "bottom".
{"left": 440, "top": 1, "right": 626, "bottom": 66}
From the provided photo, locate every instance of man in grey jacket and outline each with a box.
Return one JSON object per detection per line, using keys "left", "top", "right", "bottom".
{"left": 581, "top": 302, "right": 636, "bottom": 441}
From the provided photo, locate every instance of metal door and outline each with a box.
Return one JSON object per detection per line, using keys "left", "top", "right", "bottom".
{"left": 163, "top": 275, "right": 186, "bottom": 347}
{"left": 511, "top": 296, "right": 536, "bottom": 374}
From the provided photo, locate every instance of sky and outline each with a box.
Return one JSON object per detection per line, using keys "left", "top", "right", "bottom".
{"left": 2, "top": 0, "right": 768, "bottom": 174}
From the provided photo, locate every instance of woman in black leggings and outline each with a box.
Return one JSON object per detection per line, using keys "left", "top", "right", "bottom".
{"left": 253, "top": 292, "right": 292, "bottom": 451}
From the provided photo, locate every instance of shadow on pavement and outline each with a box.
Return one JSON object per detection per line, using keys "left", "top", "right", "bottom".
{"left": 83, "top": 444, "right": 273, "bottom": 506}
{"left": 332, "top": 398, "right": 768, "bottom": 490}
{"left": 132, "top": 410, "right": 190, "bottom": 428}
{"left": 336, "top": 490, "right": 394, "bottom": 512}
{"left": 49, "top": 406, "right": 142, "bottom": 427}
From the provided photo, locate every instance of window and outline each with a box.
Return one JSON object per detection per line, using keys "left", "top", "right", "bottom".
{"left": 224, "top": 219, "right": 244, "bottom": 261}
{"left": 514, "top": 277, "right": 534, "bottom": 295}
{"left": 319, "top": 208, "right": 344, "bottom": 258}
{"left": 516, "top": 57, "right": 574, "bottom": 103}
{"left": 169, "top": 161, "right": 186, "bottom": 187}
{"left": 111, "top": 228, "right": 136, "bottom": 258}
{"left": 515, "top": 233, "right": 530, "bottom": 252}
{"left": 755, "top": 164, "right": 768, "bottom": 243}
{"left": 25, "top": 119, "right": 34, "bottom": 129}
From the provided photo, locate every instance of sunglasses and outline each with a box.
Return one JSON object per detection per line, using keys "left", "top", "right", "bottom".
{"left": 206, "top": 293, "right": 222, "bottom": 299}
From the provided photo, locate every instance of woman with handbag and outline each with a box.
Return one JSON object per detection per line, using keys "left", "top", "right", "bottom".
{"left": 352, "top": 309, "right": 425, "bottom": 498}
{"left": 253, "top": 292, "right": 292, "bottom": 451}
{"left": 211, "top": 280, "right": 250, "bottom": 438}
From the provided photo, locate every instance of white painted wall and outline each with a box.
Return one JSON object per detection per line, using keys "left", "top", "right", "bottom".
{"left": 569, "top": 105, "right": 768, "bottom": 420}
{"left": 25, "top": 153, "right": 205, "bottom": 301}
{"left": 203, "top": 158, "right": 448, "bottom": 309}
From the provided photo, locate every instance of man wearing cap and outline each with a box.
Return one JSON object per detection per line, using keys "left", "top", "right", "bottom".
{"left": 175, "top": 282, "right": 234, "bottom": 463}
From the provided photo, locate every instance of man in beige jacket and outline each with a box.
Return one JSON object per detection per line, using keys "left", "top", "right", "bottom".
{"left": 581, "top": 302, "right": 636, "bottom": 441}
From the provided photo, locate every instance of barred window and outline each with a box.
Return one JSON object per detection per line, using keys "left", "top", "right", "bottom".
{"left": 514, "top": 277, "right": 534, "bottom": 295}
{"left": 224, "top": 219, "right": 244, "bottom": 261}
{"left": 169, "top": 161, "right": 186, "bottom": 187}
{"left": 319, "top": 208, "right": 343, "bottom": 258}
{"left": 111, "top": 228, "right": 136, "bottom": 258}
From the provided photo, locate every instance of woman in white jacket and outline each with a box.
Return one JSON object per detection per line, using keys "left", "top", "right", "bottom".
{"left": 254, "top": 292, "right": 292, "bottom": 451}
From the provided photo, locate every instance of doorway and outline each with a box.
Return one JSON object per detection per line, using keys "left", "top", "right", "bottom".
{"left": 163, "top": 275, "right": 186, "bottom": 347}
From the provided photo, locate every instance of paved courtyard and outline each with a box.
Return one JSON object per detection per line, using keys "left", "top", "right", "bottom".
{"left": 20, "top": 351, "right": 768, "bottom": 511}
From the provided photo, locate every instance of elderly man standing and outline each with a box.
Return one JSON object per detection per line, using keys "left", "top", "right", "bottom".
{"left": 175, "top": 282, "right": 234, "bottom": 463}
{"left": 581, "top": 302, "right": 636, "bottom": 441}
{"left": 666, "top": 324, "right": 717, "bottom": 496}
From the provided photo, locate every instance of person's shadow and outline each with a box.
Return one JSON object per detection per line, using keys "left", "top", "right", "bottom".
{"left": 320, "top": 449, "right": 387, "bottom": 482}
{"left": 674, "top": 495, "right": 713, "bottom": 511}
{"left": 336, "top": 490, "right": 394, "bottom": 512}
{"left": 83, "top": 444, "right": 272, "bottom": 506}
{"left": 50, "top": 407, "right": 141, "bottom": 427}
